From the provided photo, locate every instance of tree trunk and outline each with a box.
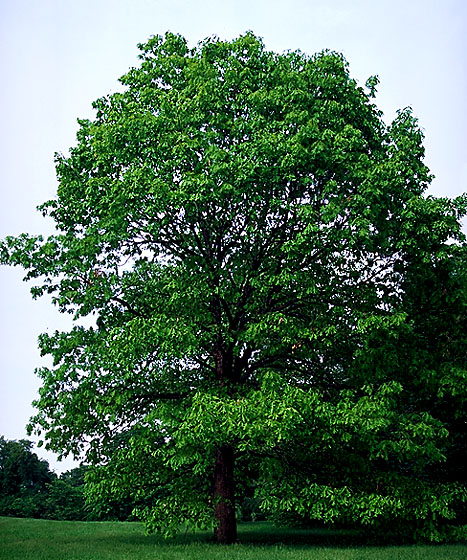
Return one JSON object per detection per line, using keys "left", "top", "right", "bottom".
{"left": 213, "top": 444, "right": 237, "bottom": 544}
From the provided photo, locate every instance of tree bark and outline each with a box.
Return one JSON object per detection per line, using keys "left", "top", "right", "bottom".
{"left": 213, "top": 444, "right": 237, "bottom": 544}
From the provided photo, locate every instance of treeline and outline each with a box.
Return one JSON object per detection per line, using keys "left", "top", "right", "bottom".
{"left": 0, "top": 436, "right": 134, "bottom": 521}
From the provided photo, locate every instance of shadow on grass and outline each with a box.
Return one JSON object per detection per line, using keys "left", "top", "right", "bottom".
{"left": 89, "top": 522, "right": 407, "bottom": 549}
{"left": 238, "top": 525, "right": 371, "bottom": 547}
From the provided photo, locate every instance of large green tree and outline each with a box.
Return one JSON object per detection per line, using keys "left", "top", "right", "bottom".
{"left": 2, "top": 33, "right": 466, "bottom": 543}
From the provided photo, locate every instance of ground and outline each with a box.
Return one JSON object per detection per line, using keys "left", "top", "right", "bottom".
{"left": 1, "top": 518, "right": 466, "bottom": 560}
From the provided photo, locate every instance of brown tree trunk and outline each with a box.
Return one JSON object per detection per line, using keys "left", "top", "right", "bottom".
{"left": 213, "top": 444, "right": 237, "bottom": 544}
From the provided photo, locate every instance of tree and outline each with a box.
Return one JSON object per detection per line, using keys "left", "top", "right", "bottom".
{"left": 44, "top": 466, "right": 88, "bottom": 521}
{"left": 1, "top": 32, "right": 466, "bottom": 543}
{"left": 0, "top": 436, "right": 54, "bottom": 518}
{"left": 0, "top": 437, "right": 90, "bottom": 521}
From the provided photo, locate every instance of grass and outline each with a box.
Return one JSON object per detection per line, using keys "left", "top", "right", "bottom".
{"left": 0, "top": 517, "right": 466, "bottom": 560}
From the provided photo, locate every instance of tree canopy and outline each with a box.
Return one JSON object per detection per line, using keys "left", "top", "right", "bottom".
{"left": 1, "top": 32, "right": 466, "bottom": 543}
{"left": 0, "top": 436, "right": 87, "bottom": 521}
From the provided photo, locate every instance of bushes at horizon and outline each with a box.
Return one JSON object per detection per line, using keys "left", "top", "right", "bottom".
{"left": 0, "top": 436, "right": 87, "bottom": 521}
{"left": 0, "top": 436, "right": 142, "bottom": 521}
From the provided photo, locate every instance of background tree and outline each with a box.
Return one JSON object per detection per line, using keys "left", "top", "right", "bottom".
{"left": 0, "top": 436, "right": 89, "bottom": 521}
{"left": 1, "top": 32, "right": 466, "bottom": 543}
{"left": 44, "top": 466, "right": 88, "bottom": 521}
{"left": 0, "top": 436, "right": 53, "bottom": 518}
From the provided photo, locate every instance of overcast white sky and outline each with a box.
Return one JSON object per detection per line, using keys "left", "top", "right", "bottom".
{"left": 0, "top": 0, "right": 466, "bottom": 473}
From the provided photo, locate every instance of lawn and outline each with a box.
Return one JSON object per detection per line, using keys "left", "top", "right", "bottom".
{"left": 0, "top": 517, "right": 466, "bottom": 560}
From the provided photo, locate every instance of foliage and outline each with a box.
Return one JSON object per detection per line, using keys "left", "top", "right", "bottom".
{"left": 351, "top": 243, "right": 467, "bottom": 538}
{"left": 0, "top": 436, "right": 53, "bottom": 518}
{"left": 0, "top": 437, "right": 88, "bottom": 521}
{"left": 84, "top": 432, "right": 142, "bottom": 521}
{"left": 43, "top": 466, "right": 88, "bottom": 521}
{"left": 1, "top": 32, "right": 467, "bottom": 542}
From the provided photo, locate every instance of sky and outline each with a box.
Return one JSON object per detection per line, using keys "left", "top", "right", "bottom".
{"left": 0, "top": 0, "right": 466, "bottom": 473}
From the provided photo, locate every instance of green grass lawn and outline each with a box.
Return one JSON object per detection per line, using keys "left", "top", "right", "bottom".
{"left": 0, "top": 517, "right": 466, "bottom": 560}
